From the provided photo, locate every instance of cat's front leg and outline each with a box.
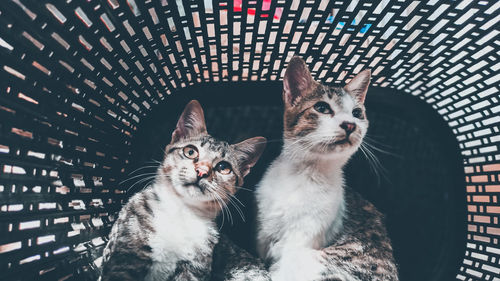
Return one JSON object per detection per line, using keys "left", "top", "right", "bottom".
{"left": 269, "top": 247, "right": 324, "bottom": 281}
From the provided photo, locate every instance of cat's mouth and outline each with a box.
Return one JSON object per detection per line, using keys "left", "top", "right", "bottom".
{"left": 328, "top": 136, "right": 354, "bottom": 147}
{"left": 312, "top": 137, "right": 353, "bottom": 153}
{"left": 320, "top": 136, "right": 360, "bottom": 151}
{"left": 333, "top": 138, "right": 351, "bottom": 145}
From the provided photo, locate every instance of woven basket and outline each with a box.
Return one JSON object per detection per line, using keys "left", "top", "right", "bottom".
{"left": 0, "top": 1, "right": 498, "bottom": 280}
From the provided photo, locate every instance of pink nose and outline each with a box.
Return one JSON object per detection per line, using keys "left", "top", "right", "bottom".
{"left": 340, "top": 122, "right": 356, "bottom": 135}
{"left": 195, "top": 163, "right": 211, "bottom": 178}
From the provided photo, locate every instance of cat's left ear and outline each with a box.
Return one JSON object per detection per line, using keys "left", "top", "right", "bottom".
{"left": 344, "top": 69, "right": 371, "bottom": 104}
{"left": 171, "top": 100, "right": 207, "bottom": 144}
{"left": 232, "top": 137, "right": 267, "bottom": 177}
{"left": 283, "top": 57, "right": 315, "bottom": 107}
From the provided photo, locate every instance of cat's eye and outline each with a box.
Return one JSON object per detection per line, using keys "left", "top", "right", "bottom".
{"left": 352, "top": 108, "right": 363, "bottom": 119}
{"left": 313, "top": 102, "right": 333, "bottom": 114}
{"left": 215, "top": 161, "right": 232, "bottom": 175}
{"left": 183, "top": 145, "right": 199, "bottom": 159}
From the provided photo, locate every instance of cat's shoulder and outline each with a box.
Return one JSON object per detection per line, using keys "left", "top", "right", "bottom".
{"left": 119, "top": 186, "right": 159, "bottom": 216}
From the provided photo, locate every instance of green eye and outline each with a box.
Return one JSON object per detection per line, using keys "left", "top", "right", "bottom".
{"left": 183, "top": 145, "right": 199, "bottom": 159}
{"left": 313, "top": 102, "right": 333, "bottom": 114}
{"left": 352, "top": 108, "right": 363, "bottom": 119}
{"left": 215, "top": 161, "right": 232, "bottom": 175}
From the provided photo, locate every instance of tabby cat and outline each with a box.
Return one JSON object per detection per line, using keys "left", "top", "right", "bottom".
{"left": 101, "top": 100, "right": 267, "bottom": 281}
{"left": 256, "top": 57, "right": 398, "bottom": 281}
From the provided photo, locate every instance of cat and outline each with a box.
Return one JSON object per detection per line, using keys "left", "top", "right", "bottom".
{"left": 256, "top": 57, "right": 398, "bottom": 281}
{"left": 100, "top": 100, "right": 267, "bottom": 281}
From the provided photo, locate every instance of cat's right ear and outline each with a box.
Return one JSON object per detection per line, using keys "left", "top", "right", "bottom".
{"left": 233, "top": 137, "right": 267, "bottom": 178}
{"left": 171, "top": 100, "right": 207, "bottom": 144}
{"left": 283, "top": 56, "right": 315, "bottom": 107}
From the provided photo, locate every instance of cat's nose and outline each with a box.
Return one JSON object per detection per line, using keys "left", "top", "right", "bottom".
{"left": 340, "top": 122, "right": 356, "bottom": 135}
{"left": 195, "top": 162, "right": 211, "bottom": 179}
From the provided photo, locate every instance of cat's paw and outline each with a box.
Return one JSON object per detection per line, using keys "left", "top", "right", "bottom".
{"left": 270, "top": 248, "right": 324, "bottom": 281}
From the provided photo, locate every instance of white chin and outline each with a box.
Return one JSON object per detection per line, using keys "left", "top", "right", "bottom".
{"left": 326, "top": 143, "right": 360, "bottom": 158}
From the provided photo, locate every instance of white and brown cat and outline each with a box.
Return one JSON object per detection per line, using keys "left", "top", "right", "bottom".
{"left": 256, "top": 57, "right": 398, "bottom": 281}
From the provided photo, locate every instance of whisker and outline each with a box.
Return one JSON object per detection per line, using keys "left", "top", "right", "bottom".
{"left": 363, "top": 139, "right": 401, "bottom": 158}
{"left": 227, "top": 199, "right": 245, "bottom": 222}
{"left": 214, "top": 189, "right": 237, "bottom": 224}
{"left": 211, "top": 192, "right": 225, "bottom": 230}
{"left": 242, "top": 139, "right": 281, "bottom": 145}
{"left": 207, "top": 192, "right": 221, "bottom": 227}
{"left": 144, "top": 159, "right": 163, "bottom": 166}
{"left": 218, "top": 193, "right": 233, "bottom": 225}
{"left": 209, "top": 185, "right": 233, "bottom": 226}
{"left": 359, "top": 145, "right": 381, "bottom": 185}
{"left": 207, "top": 185, "right": 226, "bottom": 229}
{"left": 126, "top": 176, "right": 157, "bottom": 193}
{"left": 120, "top": 172, "right": 158, "bottom": 185}
{"left": 127, "top": 165, "right": 160, "bottom": 176}
{"left": 159, "top": 146, "right": 167, "bottom": 156}
{"left": 221, "top": 191, "right": 246, "bottom": 222}
{"left": 210, "top": 182, "right": 245, "bottom": 224}
{"left": 360, "top": 142, "right": 392, "bottom": 185}
{"left": 235, "top": 186, "right": 253, "bottom": 192}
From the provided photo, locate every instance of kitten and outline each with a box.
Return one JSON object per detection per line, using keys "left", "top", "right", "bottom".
{"left": 101, "top": 100, "right": 266, "bottom": 281}
{"left": 256, "top": 57, "right": 398, "bottom": 281}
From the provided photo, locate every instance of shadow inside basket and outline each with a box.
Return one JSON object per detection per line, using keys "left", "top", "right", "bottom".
{"left": 126, "top": 82, "right": 466, "bottom": 281}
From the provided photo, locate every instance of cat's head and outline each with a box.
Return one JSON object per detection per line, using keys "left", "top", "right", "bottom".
{"left": 282, "top": 57, "right": 370, "bottom": 160}
{"left": 160, "top": 100, "right": 266, "bottom": 211}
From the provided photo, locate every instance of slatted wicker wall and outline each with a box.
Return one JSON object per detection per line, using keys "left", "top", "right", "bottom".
{"left": 0, "top": 0, "right": 498, "bottom": 280}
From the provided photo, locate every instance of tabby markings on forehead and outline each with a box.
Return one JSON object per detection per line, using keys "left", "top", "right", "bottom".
{"left": 325, "top": 86, "right": 349, "bottom": 106}
{"left": 298, "top": 84, "right": 346, "bottom": 106}
{"left": 199, "top": 136, "right": 230, "bottom": 155}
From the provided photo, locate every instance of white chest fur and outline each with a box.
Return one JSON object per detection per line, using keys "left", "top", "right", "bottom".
{"left": 145, "top": 185, "right": 217, "bottom": 281}
{"left": 256, "top": 154, "right": 346, "bottom": 262}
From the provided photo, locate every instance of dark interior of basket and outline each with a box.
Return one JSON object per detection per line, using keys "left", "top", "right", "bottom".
{"left": 0, "top": 1, "right": 498, "bottom": 281}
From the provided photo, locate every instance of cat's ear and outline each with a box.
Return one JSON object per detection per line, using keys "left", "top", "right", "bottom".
{"left": 171, "top": 100, "right": 207, "bottom": 144}
{"left": 344, "top": 69, "right": 371, "bottom": 104}
{"left": 232, "top": 137, "right": 267, "bottom": 177}
{"left": 283, "top": 56, "right": 315, "bottom": 107}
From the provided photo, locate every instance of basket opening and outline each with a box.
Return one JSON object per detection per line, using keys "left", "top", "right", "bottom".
{"left": 130, "top": 82, "right": 467, "bottom": 281}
